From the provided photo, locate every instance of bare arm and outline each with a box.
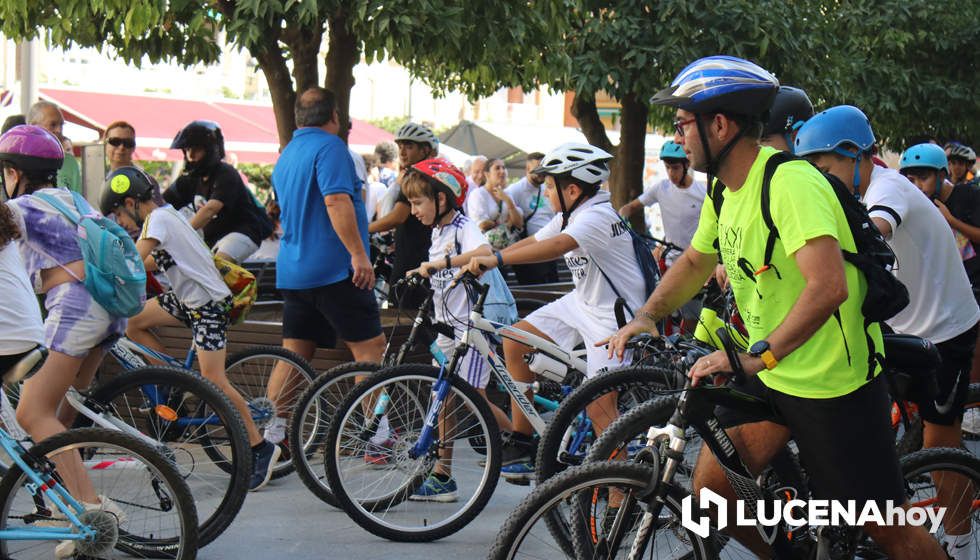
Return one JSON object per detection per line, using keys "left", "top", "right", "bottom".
{"left": 871, "top": 216, "right": 893, "bottom": 239}
{"left": 135, "top": 238, "right": 160, "bottom": 262}
{"left": 408, "top": 244, "right": 494, "bottom": 278}
{"left": 188, "top": 199, "right": 223, "bottom": 231}
{"left": 502, "top": 194, "right": 524, "bottom": 229}
{"left": 325, "top": 193, "right": 374, "bottom": 289}
{"left": 369, "top": 201, "right": 410, "bottom": 234}
{"left": 618, "top": 199, "right": 644, "bottom": 218}
{"left": 459, "top": 234, "right": 577, "bottom": 276}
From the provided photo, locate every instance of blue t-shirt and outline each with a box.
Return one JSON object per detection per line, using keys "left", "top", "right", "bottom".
{"left": 272, "top": 128, "right": 368, "bottom": 289}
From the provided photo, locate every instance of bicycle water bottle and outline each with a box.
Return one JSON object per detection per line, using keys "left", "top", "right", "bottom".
{"left": 429, "top": 341, "right": 447, "bottom": 366}
{"left": 524, "top": 352, "right": 568, "bottom": 379}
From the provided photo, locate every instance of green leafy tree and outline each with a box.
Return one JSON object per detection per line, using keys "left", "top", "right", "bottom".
{"left": 0, "top": 1, "right": 573, "bottom": 147}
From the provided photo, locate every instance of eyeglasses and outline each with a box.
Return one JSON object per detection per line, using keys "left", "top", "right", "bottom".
{"left": 106, "top": 137, "right": 136, "bottom": 149}
{"left": 673, "top": 117, "right": 697, "bottom": 137}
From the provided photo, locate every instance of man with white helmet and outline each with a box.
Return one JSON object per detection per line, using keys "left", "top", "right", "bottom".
{"left": 370, "top": 122, "right": 440, "bottom": 308}
{"left": 947, "top": 142, "right": 977, "bottom": 186}
{"left": 462, "top": 142, "right": 645, "bottom": 482}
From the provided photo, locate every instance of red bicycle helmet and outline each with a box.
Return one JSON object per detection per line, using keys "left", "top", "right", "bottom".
{"left": 412, "top": 158, "right": 468, "bottom": 208}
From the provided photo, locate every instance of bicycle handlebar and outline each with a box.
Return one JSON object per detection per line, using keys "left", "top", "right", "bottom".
{"left": 715, "top": 327, "right": 746, "bottom": 385}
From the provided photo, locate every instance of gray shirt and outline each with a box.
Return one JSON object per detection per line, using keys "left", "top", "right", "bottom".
{"left": 505, "top": 177, "right": 554, "bottom": 235}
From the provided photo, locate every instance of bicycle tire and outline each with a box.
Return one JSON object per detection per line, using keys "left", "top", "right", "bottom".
{"left": 536, "top": 364, "right": 676, "bottom": 484}
{"left": 221, "top": 345, "right": 316, "bottom": 479}
{"left": 77, "top": 365, "right": 250, "bottom": 547}
{"left": 489, "top": 460, "right": 713, "bottom": 560}
{"left": 324, "top": 364, "right": 501, "bottom": 542}
{"left": 289, "top": 361, "right": 382, "bottom": 507}
{"left": 0, "top": 427, "right": 198, "bottom": 559}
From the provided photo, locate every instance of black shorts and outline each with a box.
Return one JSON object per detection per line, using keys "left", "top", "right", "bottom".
{"left": 716, "top": 374, "right": 906, "bottom": 505}
{"left": 916, "top": 322, "right": 978, "bottom": 425}
{"left": 281, "top": 275, "right": 382, "bottom": 347}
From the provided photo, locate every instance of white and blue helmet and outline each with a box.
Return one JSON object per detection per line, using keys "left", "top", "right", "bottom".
{"left": 651, "top": 55, "right": 779, "bottom": 116}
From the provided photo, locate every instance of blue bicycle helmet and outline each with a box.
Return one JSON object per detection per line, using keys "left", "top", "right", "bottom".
{"left": 794, "top": 105, "right": 876, "bottom": 195}
{"left": 900, "top": 143, "right": 948, "bottom": 172}
{"left": 650, "top": 55, "right": 779, "bottom": 116}
{"left": 659, "top": 140, "right": 687, "bottom": 161}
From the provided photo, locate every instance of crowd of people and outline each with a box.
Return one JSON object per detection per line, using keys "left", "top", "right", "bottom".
{"left": 0, "top": 51, "right": 979, "bottom": 557}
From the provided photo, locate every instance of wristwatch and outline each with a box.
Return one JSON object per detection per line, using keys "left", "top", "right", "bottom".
{"left": 749, "top": 340, "right": 779, "bottom": 370}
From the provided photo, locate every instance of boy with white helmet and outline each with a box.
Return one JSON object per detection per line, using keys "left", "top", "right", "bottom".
{"left": 462, "top": 142, "right": 645, "bottom": 481}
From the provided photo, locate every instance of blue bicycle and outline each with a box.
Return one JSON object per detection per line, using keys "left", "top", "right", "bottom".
{"left": 0, "top": 347, "right": 198, "bottom": 559}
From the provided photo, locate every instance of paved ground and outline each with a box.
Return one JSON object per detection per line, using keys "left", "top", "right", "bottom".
{"left": 201, "top": 471, "right": 529, "bottom": 559}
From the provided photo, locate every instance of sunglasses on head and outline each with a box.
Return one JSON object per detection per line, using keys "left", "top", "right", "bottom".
{"left": 106, "top": 137, "right": 136, "bottom": 149}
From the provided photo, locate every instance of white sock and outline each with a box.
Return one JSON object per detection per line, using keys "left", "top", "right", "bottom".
{"left": 263, "top": 417, "right": 288, "bottom": 444}
{"left": 945, "top": 532, "right": 974, "bottom": 560}
{"left": 369, "top": 415, "right": 391, "bottom": 445}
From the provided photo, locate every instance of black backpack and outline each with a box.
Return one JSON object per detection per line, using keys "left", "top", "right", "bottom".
{"left": 709, "top": 151, "right": 910, "bottom": 378}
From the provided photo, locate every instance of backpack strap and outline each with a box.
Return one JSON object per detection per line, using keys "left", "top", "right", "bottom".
{"left": 33, "top": 191, "right": 82, "bottom": 226}
{"left": 759, "top": 151, "right": 796, "bottom": 269}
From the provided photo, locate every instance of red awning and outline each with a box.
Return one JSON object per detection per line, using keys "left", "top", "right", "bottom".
{"left": 39, "top": 87, "right": 394, "bottom": 164}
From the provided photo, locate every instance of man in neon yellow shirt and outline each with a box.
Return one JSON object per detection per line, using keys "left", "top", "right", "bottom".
{"left": 604, "top": 55, "right": 943, "bottom": 558}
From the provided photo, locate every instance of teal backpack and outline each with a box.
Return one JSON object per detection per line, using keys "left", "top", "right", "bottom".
{"left": 34, "top": 191, "right": 146, "bottom": 317}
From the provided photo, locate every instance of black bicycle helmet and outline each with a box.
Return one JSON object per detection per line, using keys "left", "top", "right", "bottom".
{"left": 171, "top": 120, "right": 225, "bottom": 176}
{"left": 100, "top": 166, "right": 155, "bottom": 215}
{"left": 763, "top": 86, "right": 814, "bottom": 137}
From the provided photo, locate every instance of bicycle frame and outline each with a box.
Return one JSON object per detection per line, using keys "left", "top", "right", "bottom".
{"left": 0, "top": 428, "right": 93, "bottom": 543}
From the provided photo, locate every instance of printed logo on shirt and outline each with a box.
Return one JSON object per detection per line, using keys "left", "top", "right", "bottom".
{"left": 566, "top": 255, "right": 590, "bottom": 280}
{"left": 611, "top": 221, "right": 630, "bottom": 238}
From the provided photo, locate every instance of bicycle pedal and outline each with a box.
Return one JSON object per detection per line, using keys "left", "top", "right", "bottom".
{"left": 504, "top": 477, "right": 532, "bottom": 486}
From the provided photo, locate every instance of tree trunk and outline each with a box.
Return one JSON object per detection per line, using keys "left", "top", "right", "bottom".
{"left": 324, "top": 8, "right": 360, "bottom": 144}
{"left": 612, "top": 93, "right": 649, "bottom": 230}
{"left": 286, "top": 24, "right": 323, "bottom": 94}
{"left": 255, "top": 47, "right": 297, "bottom": 149}
{"left": 571, "top": 93, "right": 614, "bottom": 153}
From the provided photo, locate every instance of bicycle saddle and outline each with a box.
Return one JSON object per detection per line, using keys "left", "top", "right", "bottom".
{"left": 0, "top": 345, "right": 48, "bottom": 384}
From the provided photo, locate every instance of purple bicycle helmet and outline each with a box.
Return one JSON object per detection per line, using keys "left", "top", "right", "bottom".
{"left": 0, "top": 125, "right": 64, "bottom": 175}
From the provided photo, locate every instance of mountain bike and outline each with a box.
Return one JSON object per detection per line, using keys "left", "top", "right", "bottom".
{"left": 0, "top": 348, "right": 198, "bottom": 559}
{"left": 490, "top": 330, "right": 980, "bottom": 559}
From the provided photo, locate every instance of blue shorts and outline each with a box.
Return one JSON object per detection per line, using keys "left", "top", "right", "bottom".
{"left": 281, "top": 275, "right": 381, "bottom": 347}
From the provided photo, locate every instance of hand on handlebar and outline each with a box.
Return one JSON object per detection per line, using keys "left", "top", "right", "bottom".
{"left": 457, "top": 255, "right": 497, "bottom": 279}
{"left": 406, "top": 261, "right": 440, "bottom": 279}
{"left": 688, "top": 350, "right": 765, "bottom": 387}
{"left": 597, "top": 315, "right": 661, "bottom": 361}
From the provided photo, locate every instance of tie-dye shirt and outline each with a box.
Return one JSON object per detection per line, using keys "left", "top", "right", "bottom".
{"left": 5, "top": 188, "right": 85, "bottom": 289}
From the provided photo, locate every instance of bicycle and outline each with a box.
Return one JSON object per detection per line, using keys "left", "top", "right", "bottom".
{"left": 104, "top": 335, "right": 316, "bottom": 479}
{"left": 320, "top": 272, "right": 605, "bottom": 542}
{"left": 490, "top": 331, "right": 980, "bottom": 559}
{"left": 0, "top": 348, "right": 198, "bottom": 559}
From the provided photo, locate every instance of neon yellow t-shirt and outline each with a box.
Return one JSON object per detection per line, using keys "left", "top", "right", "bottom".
{"left": 690, "top": 146, "right": 883, "bottom": 399}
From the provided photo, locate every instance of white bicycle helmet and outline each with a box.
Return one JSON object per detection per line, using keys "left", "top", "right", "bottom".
{"left": 533, "top": 143, "right": 613, "bottom": 185}
{"left": 946, "top": 142, "right": 977, "bottom": 165}
{"left": 534, "top": 143, "right": 613, "bottom": 229}
{"left": 394, "top": 122, "right": 439, "bottom": 150}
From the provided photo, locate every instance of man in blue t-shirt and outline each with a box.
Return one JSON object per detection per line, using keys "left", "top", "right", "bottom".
{"left": 272, "top": 87, "right": 386, "bottom": 371}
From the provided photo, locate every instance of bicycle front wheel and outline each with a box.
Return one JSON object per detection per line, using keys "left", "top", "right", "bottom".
{"left": 324, "top": 364, "right": 501, "bottom": 542}
{"left": 79, "top": 365, "right": 250, "bottom": 547}
{"left": 490, "top": 460, "right": 713, "bottom": 560}
{"left": 0, "top": 427, "right": 198, "bottom": 559}
{"left": 222, "top": 345, "right": 316, "bottom": 479}
{"left": 290, "top": 361, "right": 382, "bottom": 507}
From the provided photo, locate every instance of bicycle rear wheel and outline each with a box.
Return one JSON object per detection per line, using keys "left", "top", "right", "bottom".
{"left": 289, "top": 361, "right": 382, "bottom": 507}
{"left": 77, "top": 365, "right": 250, "bottom": 547}
{"left": 324, "top": 364, "right": 501, "bottom": 542}
{"left": 0, "top": 427, "right": 198, "bottom": 559}
{"left": 222, "top": 345, "right": 316, "bottom": 479}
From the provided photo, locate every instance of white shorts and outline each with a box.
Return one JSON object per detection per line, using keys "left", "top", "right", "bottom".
{"left": 525, "top": 293, "right": 631, "bottom": 378}
{"left": 436, "top": 334, "right": 489, "bottom": 389}
{"left": 44, "top": 283, "right": 125, "bottom": 358}
{"left": 212, "top": 232, "right": 259, "bottom": 264}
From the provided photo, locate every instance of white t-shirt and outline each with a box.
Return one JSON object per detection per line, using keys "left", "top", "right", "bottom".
{"left": 141, "top": 205, "right": 232, "bottom": 309}
{"left": 428, "top": 213, "right": 491, "bottom": 326}
{"left": 534, "top": 190, "right": 645, "bottom": 316}
{"left": 363, "top": 181, "right": 387, "bottom": 221}
{"left": 864, "top": 166, "right": 980, "bottom": 342}
{"left": 637, "top": 178, "right": 706, "bottom": 264}
{"left": 466, "top": 185, "right": 520, "bottom": 226}
{"left": 0, "top": 242, "right": 44, "bottom": 354}
{"left": 349, "top": 149, "right": 368, "bottom": 183}
{"left": 506, "top": 177, "right": 554, "bottom": 235}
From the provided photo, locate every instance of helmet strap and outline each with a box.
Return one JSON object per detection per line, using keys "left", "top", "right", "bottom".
{"left": 832, "top": 147, "right": 863, "bottom": 197}
{"left": 697, "top": 115, "right": 749, "bottom": 177}
{"left": 125, "top": 200, "right": 145, "bottom": 228}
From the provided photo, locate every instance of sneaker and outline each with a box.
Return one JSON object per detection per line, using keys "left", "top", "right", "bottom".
{"left": 409, "top": 475, "right": 458, "bottom": 503}
{"left": 263, "top": 417, "right": 288, "bottom": 445}
{"left": 501, "top": 432, "right": 535, "bottom": 484}
{"left": 963, "top": 408, "right": 980, "bottom": 436}
{"left": 277, "top": 437, "right": 291, "bottom": 463}
{"left": 364, "top": 440, "right": 395, "bottom": 467}
{"left": 249, "top": 440, "right": 282, "bottom": 491}
{"left": 55, "top": 495, "right": 127, "bottom": 558}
